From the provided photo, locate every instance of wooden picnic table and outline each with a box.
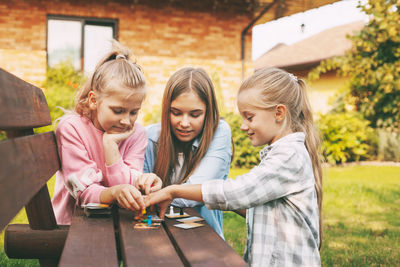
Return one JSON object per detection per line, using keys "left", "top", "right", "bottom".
{"left": 59, "top": 206, "right": 248, "bottom": 267}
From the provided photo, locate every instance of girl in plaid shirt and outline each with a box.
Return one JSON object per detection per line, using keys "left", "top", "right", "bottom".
{"left": 146, "top": 67, "right": 323, "bottom": 267}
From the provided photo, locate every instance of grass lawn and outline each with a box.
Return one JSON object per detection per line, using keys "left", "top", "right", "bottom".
{"left": 1, "top": 165, "right": 399, "bottom": 266}
{"left": 223, "top": 165, "right": 400, "bottom": 266}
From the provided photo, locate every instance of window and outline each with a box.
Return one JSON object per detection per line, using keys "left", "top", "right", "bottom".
{"left": 47, "top": 15, "right": 118, "bottom": 73}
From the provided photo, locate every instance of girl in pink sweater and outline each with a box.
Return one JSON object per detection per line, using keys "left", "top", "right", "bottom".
{"left": 52, "top": 41, "right": 161, "bottom": 224}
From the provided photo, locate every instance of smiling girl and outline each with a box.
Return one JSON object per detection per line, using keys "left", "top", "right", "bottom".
{"left": 52, "top": 41, "right": 161, "bottom": 225}
{"left": 145, "top": 67, "right": 323, "bottom": 266}
{"left": 143, "top": 67, "right": 232, "bottom": 238}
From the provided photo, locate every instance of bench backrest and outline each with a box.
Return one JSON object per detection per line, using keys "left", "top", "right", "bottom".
{"left": 0, "top": 68, "right": 60, "bottom": 231}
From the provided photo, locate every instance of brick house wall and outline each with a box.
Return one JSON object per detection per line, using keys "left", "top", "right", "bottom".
{"left": 0, "top": 0, "right": 257, "bottom": 113}
{"left": 0, "top": 0, "right": 338, "bottom": 114}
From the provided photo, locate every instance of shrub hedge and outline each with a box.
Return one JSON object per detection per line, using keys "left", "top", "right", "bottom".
{"left": 317, "top": 112, "right": 375, "bottom": 164}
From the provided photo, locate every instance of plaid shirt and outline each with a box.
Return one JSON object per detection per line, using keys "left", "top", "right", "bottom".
{"left": 202, "top": 132, "right": 320, "bottom": 267}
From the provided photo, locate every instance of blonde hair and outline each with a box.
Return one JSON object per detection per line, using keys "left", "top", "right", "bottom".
{"left": 239, "top": 67, "right": 323, "bottom": 248}
{"left": 154, "top": 67, "right": 219, "bottom": 186}
{"left": 74, "top": 40, "right": 146, "bottom": 119}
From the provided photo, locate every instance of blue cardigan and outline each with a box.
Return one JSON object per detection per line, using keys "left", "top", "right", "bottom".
{"left": 143, "top": 120, "right": 232, "bottom": 238}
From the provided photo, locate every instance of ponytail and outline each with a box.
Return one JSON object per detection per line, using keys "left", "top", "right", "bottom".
{"left": 298, "top": 79, "right": 323, "bottom": 249}
{"left": 74, "top": 40, "right": 145, "bottom": 119}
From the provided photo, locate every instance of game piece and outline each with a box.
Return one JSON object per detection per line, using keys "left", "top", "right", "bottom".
{"left": 149, "top": 214, "right": 163, "bottom": 223}
{"left": 173, "top": 222, "right": 204, "bottom": 229}
{"left": 176, "top": 216, "right": 205, "bottom": 223}
{"left": 133, "top": 222, "right": 161, "bottom": 229}
{"left": 148, "top": 215, "right": 152, "bottom": 226}
{"left": 165, "top": 205, "right": 190, "bottom": 219}
{"left": 135, "top": 214, "right": 163, "bottom": 225}
{"left": 165, "top": 205, "right": 190, "bottom": 218}
{"left": 165, "top": 212, "right": 190, "bottom": 219}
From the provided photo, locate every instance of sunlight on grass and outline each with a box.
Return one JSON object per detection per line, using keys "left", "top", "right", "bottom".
{"left": 327, "top": 241, "right": 348, "bottom": 249}
{"left": 321, "top": 166, "right": 400, "bottom": 266}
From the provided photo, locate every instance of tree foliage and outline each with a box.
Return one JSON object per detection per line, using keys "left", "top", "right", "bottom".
{"left": 309, "top": 0, "right": 400, "bottom": 131}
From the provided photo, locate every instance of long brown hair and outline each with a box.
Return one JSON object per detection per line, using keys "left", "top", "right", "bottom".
{"left": 239, "top": 67, "right": 323, "bottom": 248}
{"left": 74, "top": 40, "right": 146, "bottom": 119}
{"left": 154, "top": 67, "right": 219, "bottom": 185}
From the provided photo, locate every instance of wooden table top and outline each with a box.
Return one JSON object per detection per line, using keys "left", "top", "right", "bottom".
{"left": 59, "top": 206, "right": 248, "bottom": 267}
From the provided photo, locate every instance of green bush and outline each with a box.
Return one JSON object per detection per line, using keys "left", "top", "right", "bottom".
{"left": 317, "top": 112, "right": 375, "bottom": 164}
{"left": 223, "top": 112, "right": 261, "bottom": 168}
{"left": 36, "top": 61, "right": 86, "bottom": 133}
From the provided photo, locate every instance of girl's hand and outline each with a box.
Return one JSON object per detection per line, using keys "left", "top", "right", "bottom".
{"left": 107, "top": 184, "right": 145, "bottom": 211}
{"left": 145, "top": 186, "right": 176, "bottom": 219}
{"left": 103, "top": 126, "right": 135, "bottom": 145}
{"left": 103, "top": 126, "right": 135, "bottom": 166}
{"left": 135, "top": 173, "right": 163, "bottom": 195}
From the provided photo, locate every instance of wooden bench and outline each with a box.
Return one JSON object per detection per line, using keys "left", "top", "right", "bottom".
{"left": 1, "top": 68, "right": 248, "bottom": 266}
{"left": 0, "top": 67, "right": 67, "bottom": 266}
{"left": 0, "top": 68, "right": 124, "bottom": 267}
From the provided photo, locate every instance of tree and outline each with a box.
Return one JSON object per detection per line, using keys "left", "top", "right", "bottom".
{"left": 309, "top": 0, "right": 400, "bottom": 131}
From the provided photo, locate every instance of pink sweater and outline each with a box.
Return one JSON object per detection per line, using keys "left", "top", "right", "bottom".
{"left": 51, "top": 115, "right": 147, "bottom": 224}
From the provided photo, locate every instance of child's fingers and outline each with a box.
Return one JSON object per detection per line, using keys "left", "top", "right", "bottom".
{"left": 117, "top": 195, "right": 133, "bottom": 211}
{"left": 145, "top": 192, "right": 160, "bottom": 207}
{"left": 133, "top": 196, "right": 145, "bottom": 211}
{"left": 143, "top": 195, "right": 150, "bottom": 207}
{"left": 137, "top": 173, "right": 162, "bottom": 195}
{"left": 120, "top": 194, "right": 139, "bottom": 210}
{"left": 143, "top": 178, "right": 153, "bottom": 195}
{"left": 135, "top": 175, "right": 145, "bottom": 192}
{"left": 129, "top": 187, "right": 146, "bottom": 210}
{"left": 150, "top": 177, "right": 163, "bottom": 193}
{"left": 145, "top": 174, "right": 162, "bottom": 194}
{"left": 135, "top": 174, "right": 150, "bottom": 193}
{"left": 104, "top": 127, "right": 135, "bottom": 144}
{"left": 121, "top": 187, "right": 142, "bottom": 210}
{"left": 118, "top": 129, "right": 135, "bottom": 142}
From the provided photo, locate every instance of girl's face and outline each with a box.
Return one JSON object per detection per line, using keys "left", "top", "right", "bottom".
{"left": 237, "top": 90, "right": 283, "bottom": 146}
{"left": 89, "top": 87, "right": 144, "bottom": 133}
{"left": 170, "top": 91, "right": 206, "bottom": 143}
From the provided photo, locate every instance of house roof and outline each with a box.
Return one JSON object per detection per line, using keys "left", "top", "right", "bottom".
{"left": 254, "top": 20, "right": 365, "bottom": 70}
